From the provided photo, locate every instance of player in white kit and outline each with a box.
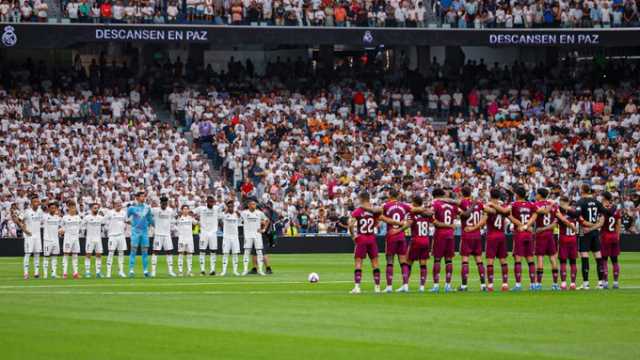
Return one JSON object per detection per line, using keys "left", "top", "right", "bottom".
{"left": 176, "top": 205, "right": 197, "bottom": 276}
{"left": 221, "top": 201, "right": 241, "bottom": 276}
{"left": 194, "top": 195, "right": 221, "bottom": 276}
{"left": 151, "top": 196, "right": 177, "bottom": 277}
{"left": 42, "top": 202, "right": 62, "bottom": 279}
{"left": 83, "top": 203, "right": 105, "bottom": 278}
{"left": 240, "top": 200, "right": 269, "bottom": 276}
{"left": 12, "top": 195, "right": 44, "bottom": 279}
{"left": 61, "top": 201, "right": 82, "bottom": 279}
{"left": 105, "top": 200, "right": 128, "bottom": 278}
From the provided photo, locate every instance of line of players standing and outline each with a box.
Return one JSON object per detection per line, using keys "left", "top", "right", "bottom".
{"left": 349, "top": 184, "right": 622, "bottom": 294}
{"left": 12, "top": 194, "right": 270, "bottom": 279}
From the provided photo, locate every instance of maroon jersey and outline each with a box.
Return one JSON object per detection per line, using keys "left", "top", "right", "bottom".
{"left": 510, "top": 201, "right": 538, "bottom": 234}
{"left": 382, "top": 200, "right": 411, "bottom": 242}
{"left": 486, "top": 204, "right": 507, "bottom": 236}
{"left": 601, "top": 207, "right": 621, "bottom": 235}
{"left": 351, "top": 207, "right": 379, "bottom": 243}
{"left": 432, "top": 200, "right": 458, "bottom": 238}
{"left": 534, "top": 200, "right": 557, "bottom": 236}
{"left": 557, "top": 209, "right": 579, "bottom": 243}
{"left": 460, "top": 198, "right": 484, "bottom": 239}
{"left": 409, "top": 212, "right": 431, "bottom": 245}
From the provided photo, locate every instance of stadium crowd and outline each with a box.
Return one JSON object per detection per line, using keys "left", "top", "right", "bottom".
{"left": 5, "top": 0, "right": 640, "bottom": 28}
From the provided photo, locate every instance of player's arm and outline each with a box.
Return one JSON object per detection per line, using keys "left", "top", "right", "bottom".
{"left": 465, "top": 213, "right": 487, "bottom": 232}
{"left": 556, "top": 211, "right": 578, "bottom": 233}
{"left": 483, "top": 205, "right": 497, "bottom": 214}
{"left": 491, "top": 203, "right": 511, "bottom": 215}
{"left": 379, "top": 214, "right": 402, "bottom": 227}
{"left": 410, "top": 206, "right": 434, "bottom": 216}
{"left": 441, "top": 197, "right": 461, "bottom": 206}
{"left": 535, "top": 221, "right": 556, "bottom": 234}
{"left": 347, "top": 217, "right": 357, "bottom": 238}
{"left": 432, "top": 219, "right": 455, "bottom": 229}
{"left": 507, "top": 214, "right": 523, "bottom": 228}
{"left": 10, "top": 211, "right": 31, "bottom": 236}
{"left": 359, "top": 204, "right": 383, "bottom": 214}
{"left": 260, "top": 212, "right": 269, "bottom": 233}
{"left": 525, "top": 212, "right": 538, "bottom": 230}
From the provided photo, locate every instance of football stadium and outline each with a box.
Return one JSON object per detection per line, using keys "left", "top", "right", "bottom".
{"left": 1, "top": 3, "right": 640, "bottom": 359}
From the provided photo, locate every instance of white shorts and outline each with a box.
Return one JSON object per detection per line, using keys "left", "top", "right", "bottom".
{"left": 108, "top": 235, "right": 127, "bottom": 252}
{"left": 178, "top": 240, "right": 194, "bottom": 253}
{"left": 24, "top": 236, "right": 42, "bottom": 254}
{"left": 222, "top": 236, "right": 240, "bottom": 254}
{"left": 85, "top": 239, "right": 103, "bottom": 254}
{"left": 63, "top": 238, "right": 81, "bottom": 254}
{"left": 244, "top": 235, "right": 263, "bottom": 250}
{"left": 153, "top": 235, "right": 174, "bottom": 251}
{"left": 199, "top": 232, "right": 218, "bottom": 251}
{"left": 43, "top": 240, "right": 60, "bottom": 256}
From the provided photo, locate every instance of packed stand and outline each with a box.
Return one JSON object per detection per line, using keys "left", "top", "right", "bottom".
{"left": 164, "top": 55, "right": 640, "bottom": 235}
{"left": 0, "top": 56, "right": 214, "bottom": 237}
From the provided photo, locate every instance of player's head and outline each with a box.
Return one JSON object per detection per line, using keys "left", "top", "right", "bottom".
{"left": 388, "top": 188, "right": 399, "bottom": 200}
{"left": 30, "top": 195, "right": 39, "bottom": 209}
{"left": 489, "top": 188, "right": 501, "bottom": 200}
{"left": 536, "top": 188, "right": 549, "bottom": 200}
{"left": 206, "top": 195, "right": 215, "bottom": 208}
{"left": 181, "top": 204, "right": 189, "bottom": 215}
{"left": 225, "top": 201, "right": 234, "bottom": 213}
{"left": 559, "top": 195, "right": 570, "bottom": 207}
{"left": 48, "top": 202, "right": 58, "bottom": 214}
{"left": 113, "top": 200, "right": 122, "bottom": 211}
{"left": 515, "top": 186, "right": 527, "bottom": 200}
{"left": 412, "top": 195, "right": 423, "bottom": 207}
{"left": 580, "top": 183, "right": 592, "bottom": 195}
{"left": 135, "top": 191, "right": 146, "bottom": 203}
{"left": 602, "top": 191, "right": 613, "bottom": 206}
{"left": 358, "top": 192, "right": 371, "bottom": 206}
{"left": 160, "top": 196, "right": 169, "bottom": 209}
{"left": 90, "top": 202, "right": 99, "bottom": 214}
{"left": 432, "top": 188, "right": 445, "bottom": 199}
{"left": 247, "top": 199, "right": 257, "bottom": 211}
{"left": 461, "top": 186, "right": 472, "bottom": 198}
{"left": 67, "top": 200, "right": 77, "bottom": 215}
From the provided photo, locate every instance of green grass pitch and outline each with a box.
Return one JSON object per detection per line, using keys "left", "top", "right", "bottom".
{"left": 0, "top": 253, "right": 639, "bottom": 360}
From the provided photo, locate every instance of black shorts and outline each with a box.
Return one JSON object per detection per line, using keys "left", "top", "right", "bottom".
{"left": 578, "top": 231, "right": 601, "bottom": 253}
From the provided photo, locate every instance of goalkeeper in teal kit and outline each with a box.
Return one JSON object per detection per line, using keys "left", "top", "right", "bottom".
{"left": 127, "top": 191, "right": 154, "bottom": 277}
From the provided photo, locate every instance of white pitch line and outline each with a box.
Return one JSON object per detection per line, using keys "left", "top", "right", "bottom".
{"left": 0, "top": 280, "right": 353, "bottom": 289}
{"left": 0, "top": 290, "right": 346, "bottom": 295}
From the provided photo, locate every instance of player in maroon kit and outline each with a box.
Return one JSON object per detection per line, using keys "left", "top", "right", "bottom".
{"left": 349, "top": 192, "right": 401, "bottom": 294}
{"left": 555, "top": 196, "right": 579, "bottom": 290}
{"left": 508, "top": 187, "right": 538, "bottom": 291}
{"left": 405, "top": 195, "right": 433, "bottom": 292}
{"left": 458, "top": 187, "right": 487, "bottom": 292}
{"left": 483, "top": 188, "right": 511, "bottom": 292}
{"left": 600, "top": 192, "right": 621, "bottom": 289}
{"left": 533, "top": 188, "right": 560, "bottom": 291}
{"left": 430, "top": 188, "right": 459, "bottom": 293}
{"left": 379, "top": 189, "right": 413, "bottom": 293}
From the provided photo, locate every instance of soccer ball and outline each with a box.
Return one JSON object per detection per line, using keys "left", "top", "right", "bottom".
{"left": 308, "top": 272, "right": 319, "bottom": 283}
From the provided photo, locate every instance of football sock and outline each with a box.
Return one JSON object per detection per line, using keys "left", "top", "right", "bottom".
{"left": 199, "top": 252, "right": 206, "bottom": 272}
{"left": 433, "top": 259, "right": 441, "bottom": 284}
{"left": 611, "top": 256, "right": 619, "bottom": 281}
{"left": 354, "top": 269, "right": 362, "bottom": 285}
{"left": 243, "top": 249, "right": 251, "bottom": 273}
{"left": 118, "top": 251, "right": 124, "bottom": 273}
{"left": 33, "top": 254, "right": 40, "bottom": 274}
{"left": 581, "top": 257, "right": 589, "bottom": 282}
{"left": 23, "top": 253, "right": 30, "bottom": 274}
{"left": 129, "top": 247, "right": 137, "bottom": 271}
{"left": 166, "top": 254, "right": 174, "bottom": 272}
{"left": 596, "top": 257, "right": 604, "bottom": 281}
{"left": 186, "top": 254, "right": 193, "bottom": 273}
{"left": 401, "top": 263, "right": 410, "bottom": 285}
{"left": 210, "top": 253, "right": 217, "bottom": 272}
{"left": 51, "top": 256, "right": 57, "bottom": 274}
{"left": 487, "top": 264, "right": 494, "bottom": 285}
{"left": 72, "top": 254, "right": 78, "bottom": 274}
{"left": 552, "top": 268, "right": 559, "bottom": 284}
{"left": 42, "top": 257, "right": 49, "bottom": 276}
{"left": 560, "top": 261, "right": 567, "bottom": 282}
{"left": 107, "top": 251, "right": 114, "bottom": 275}
{"left": 178, "top": 254, "right": 184, "bottom": 273}
{"left": 602, "top": 256, "right": 609, "bottom": 282}
{"left": 570, "top": 259, "right": 577, "bottom": 283}
{"left": 461, "top": 261, "right": 469, "bottom": 285}
{"left": 256, "top": 250, "right": 264, "bottom": 273}
{"left": 527, "top": 262, "right": 535, "bottom": 284}
{"left": 501, "top": 263, "right": 509, "bottom": 284}
{"left": 373, "top": 268, "right": 381, "bottom": 285}
{"left": 222, "top": 254, "right": 228, "bottom": 273}
{"left": 386, "top": 264, "right": 393, "bottom": 286}
{"left": 477, "top": 262, "right": 486, "bottom": 284}
{"left": 62, "top": 254, "right": 68, "bottom": 275}
{"left": 419, "top": 265, "right": 427, "bottom": 286}
{"left": 85, "top": 257, "right": 91, "bottom": 273}
{"left": 536, "top": 268, "right": 543, "bottom": 284}
{"left": 151, "top": 254, "right": 158, "bottom": 274}
{"left": 445, "top": 260, "right": 453, "bottom": 284}
{"left": 141, "top": 249, "right": 149, "bottom": 272}
{"left": 514, "top": 261, "right": 522, "bottom": 284}
{"left": 232, "top": 254, "right": 239, "bottom": 273}
{"left": 96, "top": 257, "right": 102, "bottom": 274}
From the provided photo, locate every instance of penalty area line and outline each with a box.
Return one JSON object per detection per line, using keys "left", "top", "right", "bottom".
{"left": 0, "top": 279, "right": 353, "bottom": 289}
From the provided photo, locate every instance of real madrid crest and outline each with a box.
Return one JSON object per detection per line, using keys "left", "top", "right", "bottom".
{"left": 362, "top": 30, "right": 373, "bottom": 45}
{"left": 2, "top": 25, "right": 17, "bottom": 47}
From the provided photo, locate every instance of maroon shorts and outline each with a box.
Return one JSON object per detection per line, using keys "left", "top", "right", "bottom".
{"left": 408, "top": 240, "right": 430, "bottom": 261}
{"left": 486, "top": 232, "right": 508, "bottom": 259}
{"left": 535, "top": 233, "right": 557, "bottom": 256}
{"left": 513, "top": 232, "right": 534, "bottom": 257}
{"left": 601, "top": 236, "right": 620, "bottom": 257}
{"left": 558, "top": 241, "right": 578, "bottom": 260}
{"left": 385, "top": 240, "right": 407, "bottom": 256}
{"left": 432, "top": 235, "right": 455, "bottom": 259}
{"left": 460, "top": 235, "right": 483, "bottom": 256}
{"left": 354, "top": 240, "right": 379, "bottom": 259}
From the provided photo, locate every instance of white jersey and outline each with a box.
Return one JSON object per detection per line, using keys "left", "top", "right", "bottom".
{"left": 83, "top": 214, "right": 104, "bottom": 242}
{"left": 194, "top": 205, "right": 220, "bottom": 234}
{"left": 104, "top": 209, "right": 127, "bottom": 237}
{"left": 152, "top": 207, "right": 175, "bottom": 236}
{"left": 176, "top": 215, "right": 195, "bottom": 242}
{"left": 222, "top": 212, "right": 240, "bottom": 239}
{"left": 42, "top": 214, "right": 61, "bottom": 242}
{"left": 62, "top": 214, "right": 82, "bottom": 241}
{"left": 240, "top": 209, "right": 267, "bottom": 238}
{"left": 20, "top": 207, "right": 44, "bottom": 239}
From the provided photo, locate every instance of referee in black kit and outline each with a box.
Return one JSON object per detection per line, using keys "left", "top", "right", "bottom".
{"left": 574, "top": 184, "right": 609, "bottom": 290}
